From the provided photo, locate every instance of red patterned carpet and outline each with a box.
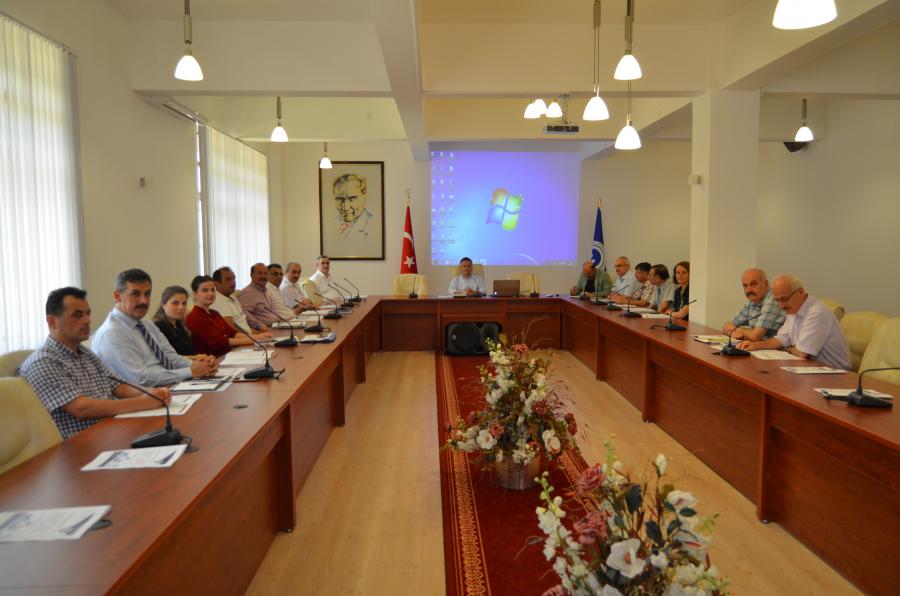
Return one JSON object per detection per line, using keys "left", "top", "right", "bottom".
{"left": 436, "top": 354, "right": 588, "bottom": 596}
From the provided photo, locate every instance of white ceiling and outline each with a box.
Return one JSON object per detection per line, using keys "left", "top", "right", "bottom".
{"left": 105, "top": 0, "right": 372, "bottom": 21}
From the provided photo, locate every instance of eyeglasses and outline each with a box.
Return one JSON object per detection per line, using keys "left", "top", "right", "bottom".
{"left": 774, "top": 288, "right": 800, "bottom": 304}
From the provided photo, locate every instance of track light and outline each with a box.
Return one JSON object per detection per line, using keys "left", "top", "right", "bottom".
{"left": 319, "top": 142, "right": 333, "bottom": 169}
{"left": 794, "top": 98, "right": 814, "bottom": 142}
{"left": 174, "top": 0, "right": 203, "bottom": 81}
{"left": 270, "top": 97, "right": 288, "bottom": 142}
{"left": 614, "top": 0, "right": 641, "bottom": 81}
{"left": 773, "top": 0, "right": 837, "bottom": 30}
{"left": 583, "top": 0, "right": 610, "bottom": 121}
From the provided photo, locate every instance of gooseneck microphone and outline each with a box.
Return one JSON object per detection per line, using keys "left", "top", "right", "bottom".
{"left": 621, "top": 284, "right": 644, "bottom": 318}
{"left": 303, "top": 304, "right": 325, "bottom": 333}
{"left": 409, "top": 276, "right": 418, "bottom": 299}
{"left": 315, "top": 293, "right": 343, "bottom": 319}
{"left": 823, "top": 367, "right": 899, "bottom": 408}
{"left": 235, "top": 326, "right": 283, "bottom": 379}
{"left": 329, "top": 283, "right": 355, "bottom": 307}
{"left": 529, "top": 273, "right": 539, "bottom": 298}
{"left": 719, "top": 312, "right": 762, "bottom": 356}
{"left": 343, "top": 278, "right": 362, "bottom": 302}
{"left": 658, "top": 299, "right": 697, "bottom": 331}
{"left": 111, "top": 376, "right": 183, "bottom": 449}
{"left": 262, "top": 307, "right": 299, "bottom": 347}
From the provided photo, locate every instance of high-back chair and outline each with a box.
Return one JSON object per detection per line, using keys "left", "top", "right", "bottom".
{"left": 858, "top": 317, "right": 900, "bottom": 387}
{"left": 0, "top": 378, "right": 63, "bottom": 475}
{"left": 301, "top": 278, "right": 324, "bottom": 306}
{"left": 394, "top": 274, "right": 429, "bottom": 296}
{"left": 449, "top": 264, "right": 485, "bottom": 280}
{"left": 819, "top": 297, "right": 845, "bottom": 321}
{"left": 840, "top": 311, "right": 888, "bottom": 371}
{"left": 506, "top": 272, "right": 541, "bottom": 295}
{"left": 0, "top": 350, "right": 33, "bottom": 378}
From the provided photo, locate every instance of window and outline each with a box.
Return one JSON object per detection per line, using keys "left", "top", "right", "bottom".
{"left": 0, "top": 15, "right": 82, "bottom": 352}
{"left": 200, "top": 125, "right": 270, "bottom": 287}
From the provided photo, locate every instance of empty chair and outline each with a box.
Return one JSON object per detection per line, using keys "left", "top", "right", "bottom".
{"left": 506, "top": 272, "right": 541, "bottom": 295}
{"left": 300, "top": 278, "right": 323, "bottom": 306}
{"left": 0, "top": 378, "right": 63, "bottom": 474}
{"left": 840, "top": 311, "right": 888, "bottom": 371}
{"left": 0, "top": 350, "right": 33, "bottom": 378}
{"left": 858, "top": 317, "right": 900, "bottom": 387}
{"left": 394, "top": 274, "right": 428, "bottom": 296}
{"left": 819, "top": 297, "right": 845, "bottom": 321}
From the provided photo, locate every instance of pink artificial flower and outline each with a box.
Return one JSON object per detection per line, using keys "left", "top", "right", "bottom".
{"left": 528, "top": 440, "right": 540, "bottom": 452}
{"left": 532, "top": 400, "right": 549, "bottom": 416}
{"left": 573, "top": 510, "right": 607, "bottom": 545}
{"left": 577, "top": 464, "right": 604, "bottom": 495}
{"left": 513, "top": 343, "right": 529, "bottom": 354}
{"left": 542, "top": 585, "right": 567, "bottom": 596}
{"left": 566, "top": 413, "right": 577, "bottom": 434}
{"left": 489, "top": 423, "right": 505, "bottom": 438}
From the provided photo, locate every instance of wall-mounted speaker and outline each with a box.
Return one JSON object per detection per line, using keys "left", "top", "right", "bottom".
{"left": 445, "top": 322, "right": 501, "bottom": 355}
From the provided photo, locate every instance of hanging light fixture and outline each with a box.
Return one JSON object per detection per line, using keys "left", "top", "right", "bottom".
{"left": 270, "top": 96, "right": 288, "bottom": 142}
{"left": 524, "top": 100, "right": 542, "bottom": 119}
{"left": 532, "top": 98, "right": 548, "bottom": 117}
{"left": 794, "top": 98, "right": 814, "bottom": 142}
{"left": 319, "top": 142, "right": 333, "bottom": 169}
{"left": 615, "top": 82, "right": 641, "bottom": 150}
{"left": 773, "top": 0, "right": 837, "bottom": 30}
{"left": 174, "top": 0, "right": 204, "bottom": 81}
{"left": 583, "top": 0, "right": 610, "bottom": 121}
{"left": 546, "top": 99, "right": 564, "bottom": 119}
{"left": 614, "top": 0, "right": 641, "bottom": 81}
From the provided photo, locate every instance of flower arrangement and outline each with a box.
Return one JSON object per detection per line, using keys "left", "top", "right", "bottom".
{"left": 536, "top": 439, "right": 728, "bottom": 596}
{"left": 445, "top": 337, "right": 579, "bottom": 467}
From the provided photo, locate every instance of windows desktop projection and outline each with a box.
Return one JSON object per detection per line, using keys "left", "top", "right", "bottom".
{"left": 430, "top": 151, "right": 579, "bottom": 267}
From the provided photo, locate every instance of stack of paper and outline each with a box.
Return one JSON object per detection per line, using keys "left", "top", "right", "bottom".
{"left": 81, "top": 445, "right": 188, "bottom": 471}
{"left": 115, "top": 393, "right": 201, "bottom": 417}
{"left": 221, "top": 349, "right": 275, "bottom": 367}
{"left": 781, "top": 366, "right": 846, "bottom": 374}
{"left": 750, "top": 350, "right": 803, "bottom": 361}
{"left": 301, "top": 331, "right": 337, "bottom": 343}
{"left": 0, "top": 506, "right": 111, "bottom": 542}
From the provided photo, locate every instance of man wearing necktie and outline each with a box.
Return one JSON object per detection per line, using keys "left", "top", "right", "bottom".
{"left": 93, "top": 269, "right": 217, "bottom": 386}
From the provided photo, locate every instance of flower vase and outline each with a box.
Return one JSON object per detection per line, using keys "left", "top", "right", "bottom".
{"left": 493, "top": 455, "right": 542, "bottom": 490}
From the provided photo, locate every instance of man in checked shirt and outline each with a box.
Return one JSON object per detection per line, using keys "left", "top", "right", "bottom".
{"left": 722, "top": 268, "right": 786, "bottom": 341}
{"left": 19, "top": 287, "right": 171, "bottom": 439}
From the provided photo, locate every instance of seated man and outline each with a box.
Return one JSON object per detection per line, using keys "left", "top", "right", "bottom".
{"left": 614, "top": 261, "right": 654, "bottom": 305}
{"left": 238, "top": 263, "right": 283, "bottom": 328}
{"left": 647, "top": 264, "right": 675, "bottom": 312}
{"left": 448, "top": 257, "right": 485, "bottom": 296}
{"left": 266, "top": 262, "right": 305, "bottom": 318}
{"left": 92, "top": 269, "right": 217, "bottom": 386}
{"left": 306, "top": 255, "right": 343, "bottom": 304}
{"left": 280, "top": 261, "right": 312, "bottom": 310}
{"left": 19, "top": 287, "right": 173, "bottom": 439}
{"left": 738, "top": 274, "right": 851, "bottom": 369}
{"left": 723, "top": 268, "right": 786, "bottom": 341}
{"left": 211, "top": 266, "right": 271, "bottom": 336}
{"left": 609, "top": 256, "right": 639, "bottom": 298}
{"left": 570, "top": 260, "right": 612, "bottom": 298}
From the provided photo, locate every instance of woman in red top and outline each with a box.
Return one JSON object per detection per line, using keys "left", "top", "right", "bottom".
{"left": 186, "top": 275, "right": 256, "bottom": 357}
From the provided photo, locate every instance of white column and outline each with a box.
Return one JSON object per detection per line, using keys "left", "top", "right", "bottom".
{"left": 690, "top": 89, "right": 760, "bottom": 327}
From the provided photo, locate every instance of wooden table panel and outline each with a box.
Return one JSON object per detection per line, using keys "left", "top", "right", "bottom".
{"left": 561, "top": 304, "right": 596, "bottom": 372}
{"left": 291, "top": 350, "right": 342, "bottom": 492}
{"left": 506, "top": 313, "right": 560, "bottom": 349}
{"left": 382, "top": 314, "right": 438, "bottom": 351}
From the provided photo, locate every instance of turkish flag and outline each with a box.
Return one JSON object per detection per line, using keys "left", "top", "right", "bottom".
{"left": 400, "top": 205, "right": 418, "bottom": 273}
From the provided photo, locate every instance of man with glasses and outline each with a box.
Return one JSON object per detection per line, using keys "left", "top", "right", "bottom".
{"left": 738, "top": 274, "right": 850, "bottom": 369}
{"left": 722, "top": 268, "right": 785, "bottom": 341}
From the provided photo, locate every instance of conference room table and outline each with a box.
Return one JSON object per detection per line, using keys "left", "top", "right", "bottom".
{"left": 1, "top": 295, "right": 897, "bottom": 594}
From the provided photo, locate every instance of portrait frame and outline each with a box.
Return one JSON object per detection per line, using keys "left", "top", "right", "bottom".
{"left": 318, "top": 161, "right": 385, "bottom": 260}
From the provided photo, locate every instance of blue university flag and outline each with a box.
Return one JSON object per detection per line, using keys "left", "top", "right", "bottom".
{"left": 591, "top": 200, "right": 605, "bottom": 270}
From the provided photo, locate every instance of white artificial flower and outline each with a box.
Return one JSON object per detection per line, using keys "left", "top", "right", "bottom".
{"left": 671, "top": 563, "right": 703, "bottom": 585}
{"left": 655, "top": 453, "right": 668, "bottom": 476}
{"left": 476, "top": 429, "right": 497, "bottom": 450}
{"left": 650, "top": 551, "right": 669, "bottom": 569}
{"left": 542, "top": 429, "right": 561, "bottom": 453}
{"left": 553, "top": 556, "right": 569, "bottom": 576}
{"left": 606, "top": 538, "right": 645, "bottom": 578}
{"left": 602, "top": 586, "right": 624, "bottom": 596}
{"left": 570, "top": 562, "right": 588, "bottom": 577}
{"left": 495, "top": 450, "right": 504, "bottom": 463}
{"left": 535, "top": 372, "right": 547, "bottom": 386}
{"left": 517, "top": 415, "right": 525, "bottom": 425}
{"left": 667, "top": 490, "right": 697, "bottom": 511}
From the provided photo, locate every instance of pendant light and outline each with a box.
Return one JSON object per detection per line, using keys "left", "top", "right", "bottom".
{"left": 614, "top": 0, "right": 641, "bottom": 81}
{"left": 524, "top": 100, "right": 542, "bottom": 119}
{"left": 583, "top": 0, "right": 610, "bottom": 121}
{"left": 546, "top": 100, "right": 563, "bottom": 119}
{"left": 615, "top": 82, "right": 641, "bottom": 150}
{"left": 794, "top": 98, "right": 814, "bottom": 142}
{"left": 174, "top": 0, "right": 204, "bottom": 81}
{"left": 773, "top": 0, "right": 837, "bottom": 30}
{"left": 270, "top": 97, "right": 288, "bottom": 142}
{"left": 319, "top": 142, "right": 333, "bottom": 169}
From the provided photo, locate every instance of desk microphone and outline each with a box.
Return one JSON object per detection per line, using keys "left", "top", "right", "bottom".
{"left": 302, "top": 304, "right": 325, "bottom": 333}
{"left": 316, "top": 293, "right": 343, "bottom": 319}
{"left": 409, "top": 276, "right": 418, "bottom": 299}
{"left": 235, "top": 326, "right": 283, "bottom": 379}
{"left": 605, "top": 284, "right": 624, "bottom": 310}
{"left": 328, "top": 283, "right": 355, "bottom": 308}
{"left": 110, "top": 376, "right": 183, "bottom": 449}
{"left": 262, "top": 307, "right": 299, "bottom": 347}
{"left": 343, "top": 278, "right": 363, "bottom": 302}
{"left": 719, "top": 312, "right": 762, "bottom": 356}
{"left": 652, "top": 299, "right": 697, "bottom": 331}
{"left": 621, "top": 285, "right": 644, "bottom": 318}
{"left": 529, "top": 273, "right": 539, "bottom": 298}
{"left": 823, "top": 367, "right": 899, "bottom": 408}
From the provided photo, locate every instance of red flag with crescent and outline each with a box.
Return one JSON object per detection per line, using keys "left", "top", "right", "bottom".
{"left": 401, "top": 205, "right": 418, "bottom": 273}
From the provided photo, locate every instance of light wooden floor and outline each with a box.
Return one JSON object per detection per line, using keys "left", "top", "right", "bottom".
{"left": 246, "top": 351, "right": 858, "bottom": 595}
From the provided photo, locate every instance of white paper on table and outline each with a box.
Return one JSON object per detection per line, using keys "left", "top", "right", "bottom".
{"left": 116, "top": 394, "right": 201, "bottom": 418}
{"left": 0, "top": 505, "right": 111, "bottom": 542}
{"left": 626, "top": 307, "right": 656, "bottom": 313}
{"left": 750, "top": 350, "right": 803, "bottom": 360}
{"left": 81, "top": 444, "right": 188, "bottom": 471}
{"left": 220, "top": 349, "right": 275, "bottom": 366}
{"left": 300, "top": 331, "right": 336, "bottom": 343}
{"left": 272, "top": 320, "right": 305, "bottom": 329}
{"left": 781, "top": 366, "right": 847, "bottom": 374}
{"left": 693, "top": 335, "right": 731, "bottom": 344}
{"left": 169, "top": 377, "right": 227, "bottom": 392}
{"left": 641, "top": 313, "right": 670, "bottom": 319}
{"left": 815, "top": 387, "right": 893, "bottom": 399}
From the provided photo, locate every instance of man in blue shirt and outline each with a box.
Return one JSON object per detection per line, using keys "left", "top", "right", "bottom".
{"left": 93, "top": 269, "right": 217, "bottom": 386}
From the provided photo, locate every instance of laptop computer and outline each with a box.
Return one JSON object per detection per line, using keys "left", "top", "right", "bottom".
{"left": 492, "top": 279, "right": 520, "bottom": 297}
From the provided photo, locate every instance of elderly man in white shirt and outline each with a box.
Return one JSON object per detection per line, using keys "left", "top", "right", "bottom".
{"left": 448, "top": 257, "right": 485, "bottom": 295}
{"left": 609, "top": 256, "right": 639, "bottom": 299}
{"left": 738, "top": 274, "right": 851, "bottom": 370}
{"left": 306, "top": 255, "right": 343, "bottom": 304}
{"left": 280, "top": 261, "right": 312, "bottom": 309}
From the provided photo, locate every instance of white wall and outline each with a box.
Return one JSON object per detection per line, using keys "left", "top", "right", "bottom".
{"left": 757, "top": 99, "right": 900, "bottom": 316}
{"left": 2, "top": 0, "right": 198, "bottom": 319}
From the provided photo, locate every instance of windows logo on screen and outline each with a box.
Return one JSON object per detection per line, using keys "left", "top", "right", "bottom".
{"left": 485, "top": 188, "right": 522, "bottom": 231}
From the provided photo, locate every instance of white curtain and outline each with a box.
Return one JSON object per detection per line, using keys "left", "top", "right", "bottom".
{"left": 0, "top": 15, "right": 82, "bottom": 352}
{"left": 202, "top": 125, "right": 270, "bottom": 288}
